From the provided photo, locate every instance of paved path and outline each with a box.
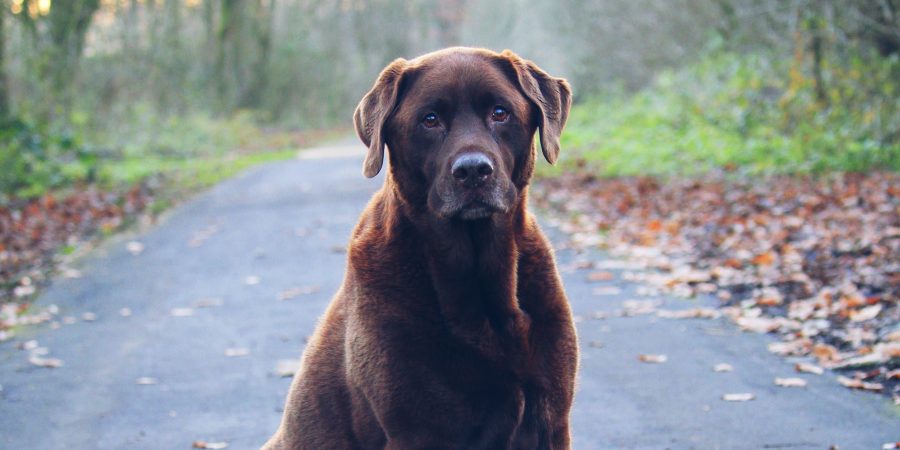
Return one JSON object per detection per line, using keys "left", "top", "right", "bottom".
{"left": 0, "top": 139, "right": 896, "bottom": 449}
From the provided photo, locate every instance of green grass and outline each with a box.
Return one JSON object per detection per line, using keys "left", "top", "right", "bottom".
{"left": 547, "top": 50, "right": 900, "bottom": 177}
{"left": 1, "top": 108, "right": 344, "bottom": 203}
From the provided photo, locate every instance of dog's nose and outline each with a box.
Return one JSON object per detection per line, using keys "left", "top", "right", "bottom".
{"left": 451, "top": 153, "right": 494, "bottom": 188}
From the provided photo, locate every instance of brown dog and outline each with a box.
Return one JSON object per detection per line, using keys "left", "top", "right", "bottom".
{"left": 262, "top": 47, "right": 577, "bottom": 450}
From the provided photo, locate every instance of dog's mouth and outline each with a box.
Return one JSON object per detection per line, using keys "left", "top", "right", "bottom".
{"left": 457, "top": 202, "right": 495, "bottom": 220}
{"left": 429, "top": 180, "right": 516, "bottom": 221}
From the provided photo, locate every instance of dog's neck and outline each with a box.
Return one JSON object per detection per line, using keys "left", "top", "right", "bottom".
{"left": 381, "top": 182, "right": 532, "bottom": 362}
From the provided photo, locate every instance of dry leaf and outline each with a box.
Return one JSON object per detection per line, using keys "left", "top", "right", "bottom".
{"left": 774, "top": 377, "right": 807, "bottom": 388}
{"left": 722, "top": 393, "right": 755, "bottom": 402}
{"left": 587, "top": 271, "right": 615, "bottom": 282}
{"left": 713, "top": 363, "right": 734, "bottom": 372}
{"left": 224, "top": 348, "right": 250, "bottom": 357}
{"left": 276, "top": 359, "right": 300, "bottom": 377}
{"left": 836, "top": 375, "right": 883, "bottom": 392}
{"left": 768, "top": 339, "right": 811, "bottom": 356}
{"left": 126, "top": 241, "right": 144, "bottom": 255}
{"left": 28, "top": 356, "right": 63, "bottom": 368}
{"left": 812, "top": 343, "right": 841, "bottom": 366}
{"left": 751, "top": 251, "right": 775, "bottom": 266}
{"left": 638, "top": 354, "right": 667, "bottom": 363}
{"left": 194, "top": 298, "right": 224, "bottom": 308}
{"left": 657, "top": 308, "right": 720, "bottom": 319}
{"left": 192, "top": 441, "right": 229, "bottom": 449}
{"left": 886, "top": 330, "right": 900, "bottom": 342}
{"left": 794, "top": 362, "right": 824, "bottom": 375}
{"left": 277, "top": 286, "right": 321, "bottom": 301}
{"left": 170, "top": 308, "right": 194, "bottom": 317}
{"left": 735, "top": 316, "right": 781, "bottom": 333}
{"left": 850, "top": 304, "right": 882, "bottom": 322}
{"left": 622, "top": 300, "right": 658, "bottom": 316}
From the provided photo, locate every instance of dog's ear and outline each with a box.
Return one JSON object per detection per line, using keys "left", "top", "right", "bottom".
{"left": 354, "top": 58, "right": 408, "bottom": 178}
{"left": 500, "top": 50, "right": 572, "bottom": 165}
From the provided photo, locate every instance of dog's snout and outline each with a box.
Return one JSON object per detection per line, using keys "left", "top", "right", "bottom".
{"left": 451, "top": 153, "right": 494, "bottom": 187}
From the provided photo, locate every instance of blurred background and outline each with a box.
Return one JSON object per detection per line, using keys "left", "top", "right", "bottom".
{"left": 1, "top": 0, "right": 898, "bottom": 201}
{"left": 2, "top": 0, "right": 899, "bottom": 303}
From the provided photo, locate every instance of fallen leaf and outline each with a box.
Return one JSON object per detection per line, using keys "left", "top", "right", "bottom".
{"left": 886, "top": 330, "right": 900, "bottom": 342}
{"left": 812, "top": 343, "right": 841, "bottom": 366}
{"left": 794, "top": 362, "right": 824, "bottom": 375}
{"left": 587, "top": 271, "right": 615, "bottom": 282}
{"left": 735, "top": 316, "right": 781, "bottom": 333}
{"left": 14, "top": 285, "right": 36, "bottom": 297}
{"left": 722, "top": 393, "right": 755, "bottom": 402}
{"left": 657, "top": 308, "right": 720, "bottom": 319}
{"left": 192, "top": 441, "right": 229, "bottom": 449}
{"left": 194, "top": 298, "right": 224, "bottom": 308}
{"left": 850, "top": 304, "right": 882, "bottom": 322}
{"left": 622, "top": 300, "right": 658, "bottom": 316}
{"left": 768, "top": 339, "right": 811, "bottom": 356}
{"left": 751, "top": 251, "right": 775, "bottom": 266}
{"left": 224, "top": 348, "right": 250, "bottom": 357}
{"left": 28, "top": 356, "right": 63, "bottom": 368}
{"left": 836, "top": 375, "right": 883, "bottom": 392}
{"left": 774, "top": 377, "right": 807, "bottom": 388}
{"left": 126, "top": 241, "right": 144, "bottom": 255}
{"left": 276, "top": 286, "right": 321, "bottom": 301}
{"left": 170, "top": 308, "right": 194, "bottom": 317}
{"left": 135, "top": 377, "right": 158, "bottom": 385}
{"left": 713, "top": 363, "right": 733, "bottom": 372}
{"left": 638, "top": 354, "right": 667, "bottom": 363}
{"left": 276, "top": 359, "right": 300, "bottom": 377}
{"left": 61, "top": 268, "right": 83, "bottom": 279}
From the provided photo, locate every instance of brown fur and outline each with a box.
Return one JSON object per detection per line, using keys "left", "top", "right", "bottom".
{"left": 262, "top": 47, "right": 577, "bottom": 450}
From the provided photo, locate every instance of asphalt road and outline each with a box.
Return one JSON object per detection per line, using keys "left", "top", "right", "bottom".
{"left": 0, "top": 139, "right": 896, "bottom": 449}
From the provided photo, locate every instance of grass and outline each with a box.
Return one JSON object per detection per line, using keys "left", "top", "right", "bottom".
{"left": 1, "top": 108, "right": 347, "bottom": 204}
{"left": 545, "top": 50, "right": 900, "bottom": 178}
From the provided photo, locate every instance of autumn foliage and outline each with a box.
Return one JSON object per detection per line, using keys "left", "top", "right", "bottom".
{"left": 535, "top": 171, "right": 900, "bottom": 396}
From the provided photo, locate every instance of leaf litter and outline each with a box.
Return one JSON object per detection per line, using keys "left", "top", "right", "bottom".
{"left": 0, "top": 185, "right": 153, "bottom": 331}
{"left": 534, "top": 172, "right": 900, "bottom": 397}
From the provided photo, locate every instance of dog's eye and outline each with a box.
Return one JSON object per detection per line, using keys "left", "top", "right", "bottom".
{"left": 491, "top": 106, "right": 510, "bottom": 122}
{"left": 422, "top": 113, "right": 440, "bottom": 128}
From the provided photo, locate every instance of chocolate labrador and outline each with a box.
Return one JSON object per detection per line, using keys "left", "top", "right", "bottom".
{"left": 262, "top": 47, "right": 577, "bottom": 450}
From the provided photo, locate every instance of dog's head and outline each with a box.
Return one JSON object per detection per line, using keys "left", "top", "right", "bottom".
{"left": 354, "top": 47, "right": 571, "bottom": 221}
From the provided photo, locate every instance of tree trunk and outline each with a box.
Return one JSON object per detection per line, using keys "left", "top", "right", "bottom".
{"left": 237, "top": 0, "right": 274, "bottom": 109}
{"left": 44, "top": 0, "right": 101, "bottom": 118}
{"left": 0, "top": 3, "right": 9, "bottom": 121}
